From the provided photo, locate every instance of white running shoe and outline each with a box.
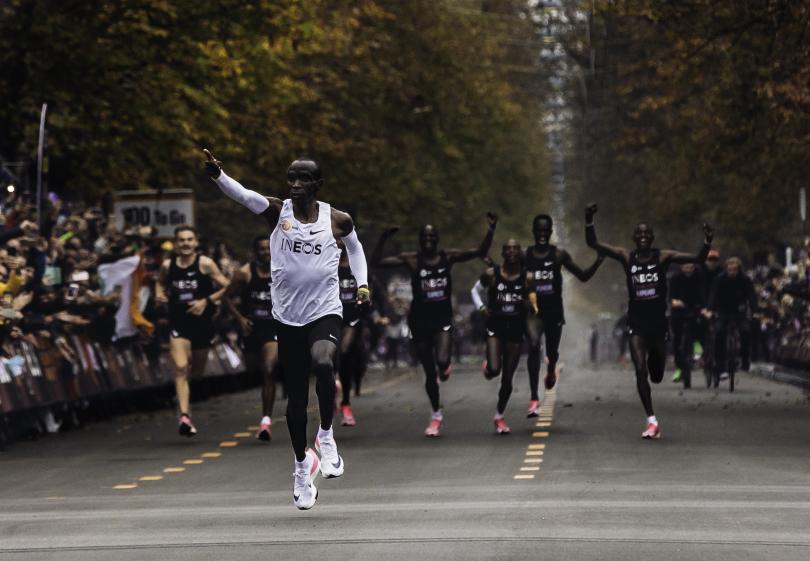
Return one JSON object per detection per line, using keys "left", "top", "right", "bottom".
{"left": 293, "top": 448, "right": 320, "bottom": 510}
{"left": 315, "top": 430, "right": 345, "bottom": 479}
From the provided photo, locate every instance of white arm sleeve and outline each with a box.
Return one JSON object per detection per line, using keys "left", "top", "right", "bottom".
{"left": 342, "top": 229, "right": 368, "bottom": 287}
{"left": 213, "top": 171, "right": 270, "bottom": 215}
{"left": 471, "top": 280, "right": 486, "bottom": 309}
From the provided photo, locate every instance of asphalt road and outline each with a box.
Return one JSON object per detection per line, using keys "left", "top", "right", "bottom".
{"left": 1, "top": 354, "right": 810, "bottom": 560}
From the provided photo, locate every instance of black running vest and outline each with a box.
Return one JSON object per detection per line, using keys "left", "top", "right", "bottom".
{"left": 488, "top": 266, "right": 526, "bottom": 318}
{"left": 410, "top": 251, "right": 453, "bottom": 318}
{"left": 626, "top": 249, "right": 667, "bottom": 321}
{"left": 525, "top": 245, "right": 563, "bottom": 320}
{"left": 242, "top": 261, "right": 273, "bottom": 322}
{"left": 168, "top": 254, "right": 215, "bottom": 322}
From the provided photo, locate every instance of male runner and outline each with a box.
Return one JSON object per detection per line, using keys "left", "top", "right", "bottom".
{"left": 372, "top": 215, "right": 496, "bottom": 437}
{"left": 336, "top": 241, "right": 368, "bottom": 427}
{"left": 204, "top": 149, "right": 369, "bottom": 510}
{"left": 223, "top": 235, "right": 279, "bottom": 441}
{"left": 470, "top": 239, "right": 534, "bottom": 434}
{"left": 524, "top": 213, "right": 604, "bottom": 417}
{"left": 156, "top": 226, "right": 229, "bottom": 437}
{"left": 585, "top": 204, "right": 712, "bottom": 439}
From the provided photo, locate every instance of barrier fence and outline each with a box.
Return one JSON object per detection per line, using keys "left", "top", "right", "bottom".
{"left": 0, "top": 336, "right": 246, "bottom": 417}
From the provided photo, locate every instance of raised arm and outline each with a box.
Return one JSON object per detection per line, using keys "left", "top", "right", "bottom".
{"left": 584, "top": 204, "right": 628, "bottom": 264}
{"left": 446, "top": 212, "right": 498, "bottom": 264}
{"left": 559, "top": 248, "right": 605, "bottom": 282}
{"left": 371, "top": 226, "right": 416, "bottom": 269}
{"left": 661, "top": 224, "right": 713, "bottom": 266}
{"left": 203, "top": 149, "right": 283, "bottom": 228}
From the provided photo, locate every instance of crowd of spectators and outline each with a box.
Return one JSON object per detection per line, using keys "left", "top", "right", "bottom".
{"left": 751, "top": 242, "right": 810, "bottom": 368}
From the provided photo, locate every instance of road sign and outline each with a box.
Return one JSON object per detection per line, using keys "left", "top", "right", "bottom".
{"left": 113, "top": 190, "right": 195, "bottom": 239}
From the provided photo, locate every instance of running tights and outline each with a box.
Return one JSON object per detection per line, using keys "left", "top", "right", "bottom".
{"left": 629, "top": 333, "right": 666, "bottom": 416}
{"left": 413, "top": 330, "right": 452, "bottom": 412}
{"left": 525, "top": 316, "right": 563, "bottom": 400}
{"left": 485, "top": 337, "right": 523, "bottom": 414}
{"left": 338, "top": 325, "right": 366, "bottom": 405}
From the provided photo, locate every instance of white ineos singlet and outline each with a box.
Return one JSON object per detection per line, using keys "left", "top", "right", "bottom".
{"left": 270, "top": 199, "right": 343, "bottom": 326}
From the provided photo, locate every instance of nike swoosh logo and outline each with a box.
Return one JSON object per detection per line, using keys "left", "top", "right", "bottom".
{"left": 311, "top": 229, "right": 325, "bottom": 234}
{"left": 328, "top": 334, "right": 337, "bottom": 340}
{"left": 294, "top": 494, "right": 300, "bottom": 501}
{"left": 332, "top": 459, "right": 342, "bottom": 469}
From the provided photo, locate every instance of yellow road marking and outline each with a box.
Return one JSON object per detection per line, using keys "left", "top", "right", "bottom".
{"left": 201, "top": 452, "right": 222, "bottom": 458}
{"left": 536, "top": 422, "right": 552, "bottom": 427}
{"left": 219, "top": 441, "right": 239, "bottom": 447}
{"left": 233, "top": 432, "right": 251, "bottom": 438}
{"left": 46, "top": 497, "right": 65, "bottom": 500}
{"left": 524, "top": 458, "right": 543, "bottom": 464}
{"left": 514, "top": 474, "right": 535, "bottom": 480}
{"left": 520, "top": 466, "right": 540, "bottom": 472}
{"left": 247, "top": 425, "right": 260, "bottom": 431}
{"left": 532, "top": 431, "right": 549, "bottom": 438}
{"left": 528, "top": 444, "right": 546, "bottom": 450}
{"left": 113, "top": 484, "right": 137, "bottom": 490}
{"left": 526, "top": 451, "right": 544, "bottom": 456}
{"left": 163, "top": 467, "right": 186, "bottom": 473}
{"left": 183, "top": 459, "right": 204, "bottom": 465}
{"left": 139, "top": 475, "right": 163, "bottom": 481}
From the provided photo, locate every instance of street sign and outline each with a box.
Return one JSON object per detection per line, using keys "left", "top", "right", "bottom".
{"left": 113, "top": 190, "right": 195, "bottom": 239}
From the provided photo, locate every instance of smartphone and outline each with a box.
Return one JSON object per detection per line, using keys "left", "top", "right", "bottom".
{"left": 66, "top": 283, "right": 80, "bottom": 300}
{"left": 0, "top": 308, "right": 17, "bottom": 319}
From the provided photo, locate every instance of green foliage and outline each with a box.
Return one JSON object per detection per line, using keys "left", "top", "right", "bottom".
{"left": 0, "top": 0, "right": 549, "bottom": 260}
{"left": 558, "top": 0, "right": 810, "bottom": 256}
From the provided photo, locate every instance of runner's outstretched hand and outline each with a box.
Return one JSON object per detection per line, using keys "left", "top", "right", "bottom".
{"left": 486, "top": 212, "right": 498, "bottom": 228}
{"left": 703, "top": 223, "right": 714, "bottom": 244}
{"left": 203, "top": 149, "right": 222, "bottom": 179}
{"left": 585, "top": 203, "right": 598, "bottom": 223}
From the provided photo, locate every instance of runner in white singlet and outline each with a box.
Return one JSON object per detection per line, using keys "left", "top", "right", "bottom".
{"left": 204, "top": 149, "right": 370, "bottom": 511}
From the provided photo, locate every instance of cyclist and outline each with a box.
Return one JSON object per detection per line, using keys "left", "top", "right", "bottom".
{"left": 706, "top": 257, "right": 756, "bottom": 382}
{"left": 669, "top": 263, "right": 704, "bottom": 386}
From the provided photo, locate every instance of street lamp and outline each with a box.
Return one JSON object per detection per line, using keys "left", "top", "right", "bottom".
{"left": 6, "top": 184, "right": 14, "bottom": 194}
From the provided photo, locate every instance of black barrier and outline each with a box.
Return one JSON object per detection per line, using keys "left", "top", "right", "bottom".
{"left": 0, "top": 338, "right": 245, "bottom": 417}
{"left": 773, "top": 330, "right": 810, "bottom": 370}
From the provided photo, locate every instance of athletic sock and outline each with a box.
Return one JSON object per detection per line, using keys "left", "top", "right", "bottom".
{"left": 431, "top": 409, "right": 443, "bottom": 421}
{"left": 647, "top": 415, "right": 658, "bottom": 425}
{"left": 318, "top": 426, "right": 334, "bottom": 441}
{"left": 261, "top": 415, "right": 271, "bottom": 425}
{"left": 494, "top": 412, "right": 504, "bottom": 420}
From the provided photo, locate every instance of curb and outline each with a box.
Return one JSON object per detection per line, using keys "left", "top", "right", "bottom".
{"left": 750, "top": 363, "right": 810, "bottom": 391}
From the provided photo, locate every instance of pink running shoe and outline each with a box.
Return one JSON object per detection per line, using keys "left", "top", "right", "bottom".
{"left": 256, "top": 420, "right": 272, "bottom": 441}
{"left": 424, "top": 418, "right": 443, "bottom": 437}
{"left": 341, "top": 405, "right": 356, "bottom": 427}
{"left": 178, "top": 413, "right": 197, "bottom": 437}
{"left": 641, "top": 422, "right": 661, "bottom": 440}
{"left": 526, "top": 400, "right": 540, "bottom": 418}
{"left": 494, "top": 417, "right": 511, "bottom": 434}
